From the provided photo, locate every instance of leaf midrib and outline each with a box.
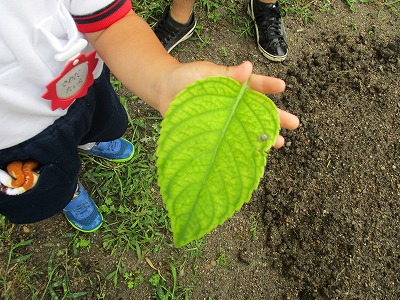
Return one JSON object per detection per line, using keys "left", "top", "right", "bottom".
{"left": 177, "top": 80, "right": 249, "bottom": 242}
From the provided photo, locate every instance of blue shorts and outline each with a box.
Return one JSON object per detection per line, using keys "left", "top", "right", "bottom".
{"left": 0, "top": 66, "right": 128, "bottom": 224}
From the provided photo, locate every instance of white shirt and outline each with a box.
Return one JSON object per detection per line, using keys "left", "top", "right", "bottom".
{"left": 0, "top": 0, "right": 131, "bottom": 149}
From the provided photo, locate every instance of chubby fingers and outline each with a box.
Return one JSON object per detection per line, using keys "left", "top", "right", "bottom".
{"left": 226, "top": 61, "right": 286, "bottom": 94}
{"left": 273, "top": 110, "right": 300, "bottom": 148}
{"left": 278, "top": 109, "right": 300, "bottom": 130}
{"left": 248, "top": 73, "right": 286, "bottom": 95}
{"left": 273, "top": 135, "right": 285, "bottom": 149}
{"left": 226, "top": 62, "right": 300, "bottom": 148}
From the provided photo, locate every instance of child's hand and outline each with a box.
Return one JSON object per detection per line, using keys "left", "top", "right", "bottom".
{"left": 157, "top": 61, "right": 299, "bottom": 148}
{"left": 86, "top": 12, "right": 298, "bottom": 147}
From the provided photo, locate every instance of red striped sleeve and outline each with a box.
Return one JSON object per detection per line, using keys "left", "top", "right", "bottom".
{"left": 72, "top": 0, "right": 132, "bottom": 33}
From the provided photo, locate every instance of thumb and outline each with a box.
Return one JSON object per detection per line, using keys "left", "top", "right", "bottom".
{"left": 226, "top": 61, "right": 253, "bottom": 83}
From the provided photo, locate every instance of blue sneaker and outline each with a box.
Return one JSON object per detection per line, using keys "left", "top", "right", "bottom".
{"left": 63, "top": 183, "right": 103, "bottom": 232}
{"left": 80, "top": 138, "right": 134, "bottom": 162}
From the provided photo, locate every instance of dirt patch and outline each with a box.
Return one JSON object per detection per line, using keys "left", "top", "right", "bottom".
{"left": 172, "top": 1, "right": 399, "bottom": 299}
{"left": 1, "top": 1, "right": 399, "bottom": 299}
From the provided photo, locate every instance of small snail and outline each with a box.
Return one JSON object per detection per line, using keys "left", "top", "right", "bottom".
{"left": 259, "top": 134, "right": 269, "bottom": 142}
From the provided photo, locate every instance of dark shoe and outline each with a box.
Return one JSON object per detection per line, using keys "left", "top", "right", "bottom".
{"left": 153, "top": 6, "right": 197, "bottom": 53}
{"left": 248, "top": 0, "right": 288, "bottom": 61}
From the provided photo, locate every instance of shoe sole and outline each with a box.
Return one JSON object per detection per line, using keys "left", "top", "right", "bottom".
{"left": 248, "top": 2, "right": 288, "bottom": 62}
{"left": 103, "top": 144, "right": 135, "bottom": 163}
{"left": 86, "top": 151, "right": 134, "bottom": 163}
{"left": 167, "top": 19, "right": 197, "bottom": 53}
{"left": 66, "top": 215, "right": 103, "bottom": 233}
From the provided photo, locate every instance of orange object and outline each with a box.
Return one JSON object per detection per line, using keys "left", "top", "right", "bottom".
{"left": 7, "top": 161, "right": 25, "bottom": 187}
{"left": 21, "top": 160, "right": 40, "bottom": 190}
{"left": 0, "top": 160, "right": 40, "bottom": 195}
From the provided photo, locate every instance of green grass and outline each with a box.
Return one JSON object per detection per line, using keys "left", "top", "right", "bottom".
{"left": 0, "top": 237, "right": 36, "bottom": 300}
{"left": 0, "top": 0, "right": 399, "bottom": 299}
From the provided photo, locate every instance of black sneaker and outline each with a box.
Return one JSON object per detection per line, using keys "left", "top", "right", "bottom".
{"left": 153, "top": 6, "right": 197, "bottom": 53}
{"left": 248, "top": 0, "right": 288, "bottom": 61}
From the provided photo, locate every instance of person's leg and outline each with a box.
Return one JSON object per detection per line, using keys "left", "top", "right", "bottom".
{"left": 170, "top": 0, "right": 196, "bottom": 24}
{"left": 0, "top": 102, "right": 93, "bottom": 226}
{"left": 64, "top": 65, "right": 135, "bottom": 232}
{"left": 77, "top": 65, "right": 134, "bottom": 163}
{"left": 0, "top": 65, "right": 131, "bottom": 231}
{"left": 79, "top": 65, "right": 129, "bottom": 145}
{"left": 248, "top": 0, "right": 288, "bottom": 61}
{"left": 153, "top": 0, "right": 197, "bottom": 52}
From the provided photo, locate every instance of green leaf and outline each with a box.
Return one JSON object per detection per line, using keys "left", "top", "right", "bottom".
{"left": 10, "top": 253, "right": 33, "bottom": 265}
{"left": 156, "top": 76, "right": 280, "bottom": 247}
{"left": 66, "top": 292, "right": 88, "bottom": 298}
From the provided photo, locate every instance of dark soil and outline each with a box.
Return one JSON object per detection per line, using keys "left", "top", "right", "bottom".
{"left": 170, "top": 1, "right": 400, "bottom": 299}
{"left": 1, "top": 1, "right": 399, "bottom": 299}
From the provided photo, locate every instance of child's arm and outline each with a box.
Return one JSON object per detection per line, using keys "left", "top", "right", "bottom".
{"left": 85, "top": 10, "right": 299, "bottom": 148}
{"left": 85, "top": 11, "right": 180, "bottom": 112}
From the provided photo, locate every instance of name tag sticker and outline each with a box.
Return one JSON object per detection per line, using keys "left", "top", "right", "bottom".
{"left": 42, "top": 51, "right": 98, "bottom": 111}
